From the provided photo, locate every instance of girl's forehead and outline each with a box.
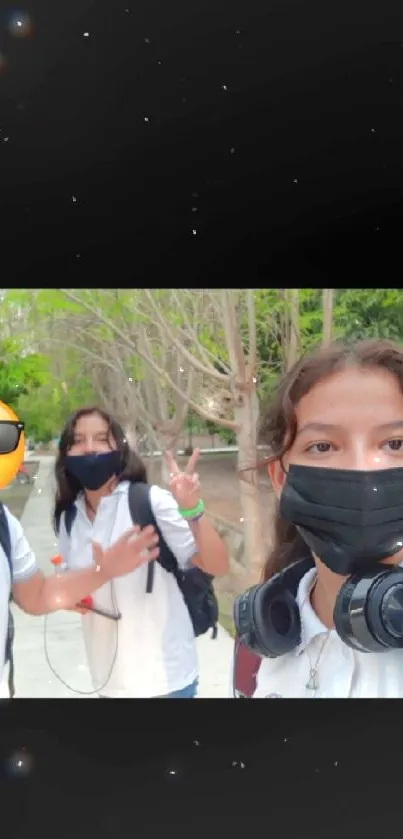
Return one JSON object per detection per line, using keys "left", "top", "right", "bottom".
{"left": 74, "top": 414, "right": 108, "bottom": 432}
{"left": 295, "top": 366, "right": 403, "bottom": 430}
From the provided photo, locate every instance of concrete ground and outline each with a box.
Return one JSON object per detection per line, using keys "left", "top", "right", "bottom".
{"left": 2, "top": 457, "right": 233, "bottom": 698}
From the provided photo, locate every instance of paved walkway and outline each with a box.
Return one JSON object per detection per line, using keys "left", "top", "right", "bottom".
{"left": 3, "top": 457, "right": 233, "bottom": 698}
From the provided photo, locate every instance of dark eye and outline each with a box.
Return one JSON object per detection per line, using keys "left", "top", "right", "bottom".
{"left": 386, "top": 439, "right": 403, "bottom": 452}
{"left": 306, "top": 442, "right": 333, "bottom": 454}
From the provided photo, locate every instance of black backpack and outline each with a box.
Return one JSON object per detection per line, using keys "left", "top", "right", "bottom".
{"left": 60, "top": 482, "right": 219, "bottom": 639}
{"left": 0, "top": 504, "right": 15, "bottom": 698}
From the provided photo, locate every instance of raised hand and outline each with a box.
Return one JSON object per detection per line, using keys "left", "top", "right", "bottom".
{"left": 165, "top": 449, "right": 201, "bottom": 511}
{"left": 92, "top": 525, "right": 160, "bottom": 580}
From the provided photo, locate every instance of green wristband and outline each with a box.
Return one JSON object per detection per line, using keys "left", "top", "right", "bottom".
{"left": 178, "top": 500, "right": 205, "bottom": 519}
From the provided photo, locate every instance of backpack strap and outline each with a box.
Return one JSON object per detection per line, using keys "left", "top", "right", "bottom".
{"left": 128, "top": 482, "right": 180, "bottom": 594}
{"left": 0, "top": 504, "right": 14, "bottom": 699}
{"left": 233, "top": 639, "right": 261, "bottom": 698}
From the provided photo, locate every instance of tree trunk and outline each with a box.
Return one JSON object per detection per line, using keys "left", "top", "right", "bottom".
{"left": 322, "top": 288, "right": 334, "bottom": 347}
{"left": 149, "top": 427, "right": 183, "bottom": 486}
{"left": 286, "top": 289, "right": 300, "bottom": 370}
{"left": 124, "top": 423, "right": 137, "bottom": 449}
{"left": 234, "top": 387, "right": 265, "bottom": 584}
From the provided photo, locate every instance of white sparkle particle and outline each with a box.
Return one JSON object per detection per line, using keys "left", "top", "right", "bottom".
{"left": 284, "top": 738, "right": 288, "bottom": 742}
{"left": 157, "top": 60, "right": 162, "bottom": 65}
{"left": 239, "top": 517, "right": 244, "bottom": 522}
{"left": 144, "top": 37, "right": 150, "bottom": 44}
{"left": 37, "top": 489, "right": 42, "bottom": 495}
{"left": 193, "top": 739, "right": 200, "bottom": 746}
{"left": 125, "top": 8, "right": 131, "bottom": 13}
{"left": 231, "top": 760, "right": 245, "bottom": 769}
{"left": 370, "top": 127, "right": 376, "bottom": 133}
{"left": 192, "top": 228, "right": 197, "bottom": 236}
{"left": 6, "top": 750, "right": 33, "bottom": 778}
{"left": 128, "top": 377, "right": 133, "bottom": 382}
{"left": 76, "top": 253, "right": 81, "bottom": 259}
{"left": 8, "top": 14, "right": 32, "bottom": 38}
{"left": 143, "top": 116, "right": 149, "bottom": 123}
{"left": 222, "top": 84, "right": 227, "bottom": 91}
{"left": 168, "top": 769, "right": 176, "bottom": 775}
{"left": 230, "top": 147, "right": 235, "bottom": 154}
{"left": 3, "top": 137, "right": 9, "bottom": 143}
{"left": 72, "top": 195, "right": 77, "bottom": 203}
{"left": 191, "top": 207, "right": 198, "bottom": 212}
{"left": 179, "top": 367, "right": 184, "bottom": 373}
{"left": 236, "top": 29, "right": 241, "bottom": 35}
{"left": 334, "top": 761, "right": 338, "bottom": 767}
{"left": 83, "top": 32, "right": 90, "bottom": 38}
{"left": 293, "top": 178, "right": 298, "bottom": 184}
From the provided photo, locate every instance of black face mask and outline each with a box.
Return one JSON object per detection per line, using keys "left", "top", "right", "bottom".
{"left": 65, "top": 451, "right": 121, "bottom": 491}
{"left": 279, "top": 464, "right": 403, "bottom": 576}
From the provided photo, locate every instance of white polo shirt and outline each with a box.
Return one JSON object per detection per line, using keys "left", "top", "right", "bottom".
{"left": 0, "top": 506, "right": 37, "bottom": 683}
{"left": 254, "top": 566, "right": 403, "bottom": 699}
{"left": 58, "top": 481, "right": 199, "bottom": 698}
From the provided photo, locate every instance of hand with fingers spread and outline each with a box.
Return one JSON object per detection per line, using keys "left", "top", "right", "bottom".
{"left": 165, "top": 449, "right": 203, "bottom": 515}
{"left": 92, "top": 525, "right": 160, "bottom": 581}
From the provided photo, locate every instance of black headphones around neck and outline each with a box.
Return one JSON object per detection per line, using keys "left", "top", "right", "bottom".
{"left": 234, "top": 556, "right": 403, "bottom": 659}
{"left": 234, "top": 556, "right": 313, "bottom": 658}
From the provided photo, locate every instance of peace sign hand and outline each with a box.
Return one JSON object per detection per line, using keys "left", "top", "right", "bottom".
{"left": 165, "top": 449, "right": 201, "bottom": 511}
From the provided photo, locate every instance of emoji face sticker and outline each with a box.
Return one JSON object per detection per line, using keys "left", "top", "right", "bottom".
{"left": 0, "top": 402, "right": 25, "bottom": 489}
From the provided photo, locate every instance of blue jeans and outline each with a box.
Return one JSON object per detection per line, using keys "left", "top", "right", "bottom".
{"left": 162, "top": 679, "right": 198, "bottom": 699}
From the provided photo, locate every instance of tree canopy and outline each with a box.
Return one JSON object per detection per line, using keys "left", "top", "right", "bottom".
{"left": 1, "top": 287, "right": 401, "bottom": 445}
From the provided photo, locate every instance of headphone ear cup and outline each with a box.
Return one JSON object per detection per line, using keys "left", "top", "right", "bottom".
{"left": 252, "top": 582, "right": 301, "bottom": 658}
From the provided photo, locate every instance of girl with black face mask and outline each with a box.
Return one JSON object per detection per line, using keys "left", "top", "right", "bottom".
{"left": 54, "top": 407, "right": 228, "bottom": 698}
{"left": 233, "top": 338, "right": 403, "bottom": 699}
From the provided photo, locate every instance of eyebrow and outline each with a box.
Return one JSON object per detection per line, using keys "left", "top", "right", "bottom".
{"left": 296, "top": 421, "right": 403, "bottom": 438}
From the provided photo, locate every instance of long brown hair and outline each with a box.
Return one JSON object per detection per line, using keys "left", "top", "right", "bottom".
{"left": 53, "top": 406, "right": 147, "bottom": 532}
{"left": 261, "top": 338, "right": 403, "bottom": 581}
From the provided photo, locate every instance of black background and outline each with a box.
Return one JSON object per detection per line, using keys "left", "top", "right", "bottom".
{"left": 0, "top": 0, "right": 402, "bottom": 282}
{"left": 0, "top": 699, "right": 400, "bottom": 836}
{"left": 0, "top": 0, "right": 402, "bottom": 831}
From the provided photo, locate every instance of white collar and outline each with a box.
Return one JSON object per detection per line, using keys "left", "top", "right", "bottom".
{"left": 294, "top": 567, "right": 330, "bottom": 656}
{"left": 75, "top": 479, "right": 129, "bottom": 512}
